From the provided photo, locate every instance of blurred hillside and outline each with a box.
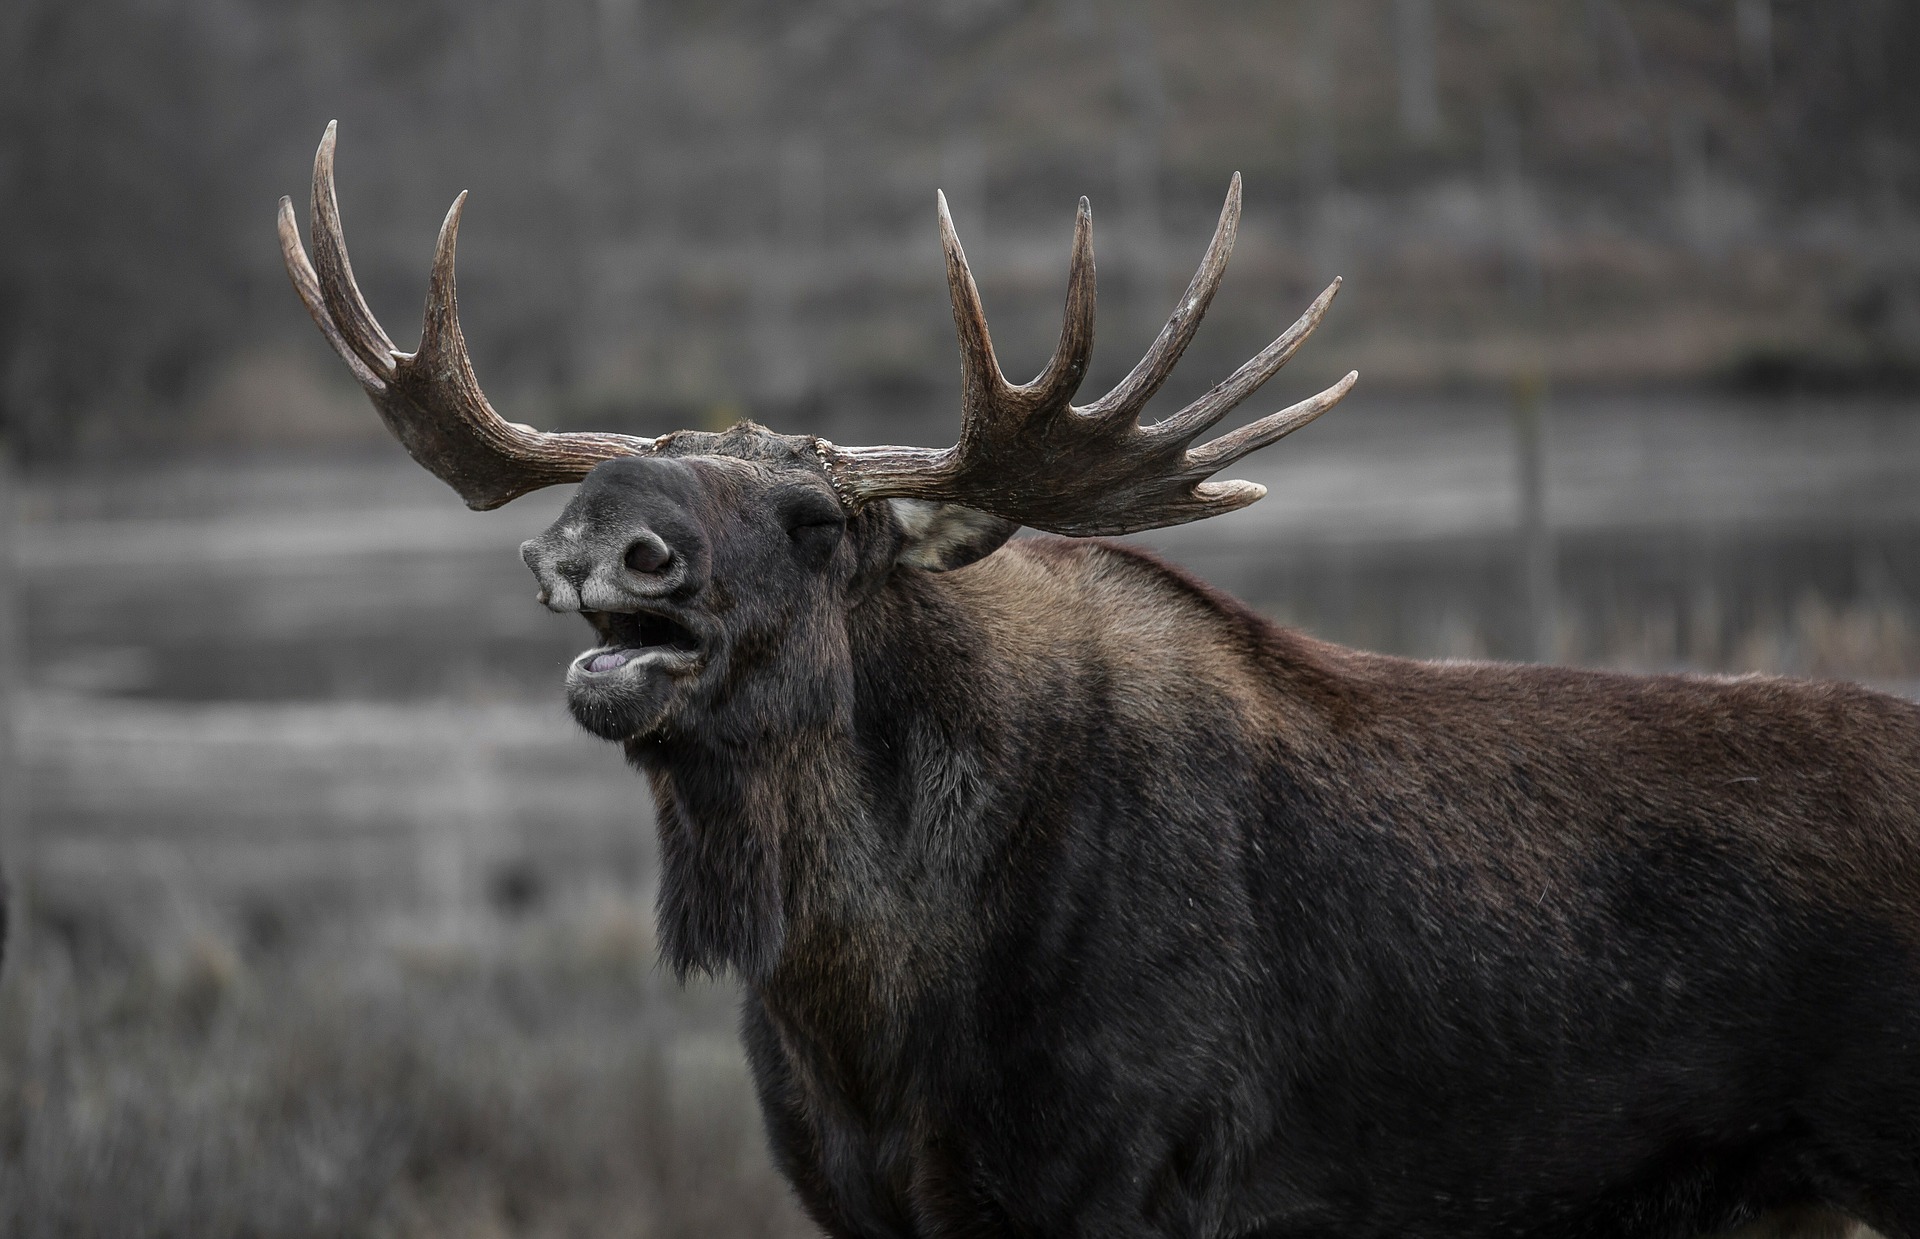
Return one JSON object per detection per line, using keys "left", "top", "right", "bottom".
{"left": 3, "top": 0, "right": 1918, "bottom": 462}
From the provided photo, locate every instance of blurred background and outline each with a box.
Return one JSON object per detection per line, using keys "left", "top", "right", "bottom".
{"left": 1, "top": 0, "right": 1917, "bottom": 1233}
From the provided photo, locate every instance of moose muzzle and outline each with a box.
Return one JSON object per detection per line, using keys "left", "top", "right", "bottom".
{"left": 519, "top": 457, "right": 713, "bottom": 614}
{"left": 522, "top": 522, "right": 683, "bottom": 614}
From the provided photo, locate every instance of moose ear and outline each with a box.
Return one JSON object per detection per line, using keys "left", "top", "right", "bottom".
{"left": 888, "top": 499, "right": 1018, "bottom": 572}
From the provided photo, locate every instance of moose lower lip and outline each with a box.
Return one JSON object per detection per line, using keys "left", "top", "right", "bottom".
{"left": 577, "top": 646, "right": 653, "bottom": 674}
{"left": 573, "top": 643, "right": 700, "bottom": 677}
{"left": 589, "top": 650, "right": 635, "bottom": 673}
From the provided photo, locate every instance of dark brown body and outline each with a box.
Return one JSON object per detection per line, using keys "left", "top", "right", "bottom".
{"left": 625, "top": 534, "right": 1920, "bottom": 1238}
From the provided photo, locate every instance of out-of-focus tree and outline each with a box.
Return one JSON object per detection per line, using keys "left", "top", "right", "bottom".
{"left": 0, "top": 0, "right": 1914, "bottom": 463}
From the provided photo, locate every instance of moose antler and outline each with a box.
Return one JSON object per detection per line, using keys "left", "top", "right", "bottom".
{"left": 281, "top": 125, "right": 1354, "bottom": 533}
{"left": 278, "top": 122, "right": 658, "bottom": 509}
{"left": 818, "top": 175, "right": 1356, "bottom": 536}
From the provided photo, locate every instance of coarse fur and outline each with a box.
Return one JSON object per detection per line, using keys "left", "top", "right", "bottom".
{"left": 517, "top": 430, "right": 1920, "bottom": 1239}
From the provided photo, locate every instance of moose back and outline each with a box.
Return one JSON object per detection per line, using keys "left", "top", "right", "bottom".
{"left": 281, "top": 125, "right": 1920, "bottom": 1239}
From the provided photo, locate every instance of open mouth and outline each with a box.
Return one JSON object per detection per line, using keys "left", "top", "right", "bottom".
{"left": 574, "top": 609, "right": 704, "bottom": 675}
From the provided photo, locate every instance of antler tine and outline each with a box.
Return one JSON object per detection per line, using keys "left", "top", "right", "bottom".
{"left": 1149, "top": 276, "right": 1343, "bottom": 447}
{"left": 937, "top": 190, "right": 1017, "bottom": 423}
{"left": 1019, "top": 196, "right": 1097, "bottom": 412}
{"left": 413, "top": 190, "right": 487, "bottom": 410}
{"left": 309, "top": 121, "right": 399, "bottom": 379}
{"left": 1082, "top": 172, "right": 1241, "bottom": 425}
{"left": 278, "top": 195, "right": 384, "bottom": 393}
{"left": 1187, "top": 369, "right": 1359, "bottom": 474}
{"left": 281, "top": 124, "right": 657, "bottom": 510}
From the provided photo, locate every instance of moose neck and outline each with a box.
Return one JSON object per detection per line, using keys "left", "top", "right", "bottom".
{"left": 631, "top": 550, "right": 1071, "bottom": 1001}
{"left": 634, "top": 537, "right": 1308, "bottom": 1023}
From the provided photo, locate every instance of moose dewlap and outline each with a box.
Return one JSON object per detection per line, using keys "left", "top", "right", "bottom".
{"left": 282, "top": 124, "right": 1920, "bottom": 1239}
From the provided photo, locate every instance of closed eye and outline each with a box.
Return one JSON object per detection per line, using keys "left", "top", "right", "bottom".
{"left": 781, "top": 491, "right": 846, "bottom": 538}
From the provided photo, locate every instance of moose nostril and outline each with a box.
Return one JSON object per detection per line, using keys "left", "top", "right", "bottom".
{"left": 624, "top": 534, "right": 672, "bottom": 575}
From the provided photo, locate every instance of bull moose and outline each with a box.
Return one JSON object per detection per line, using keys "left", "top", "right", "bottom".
{"left": 281, "top": 124, "right": 1920, "bottom": 1239}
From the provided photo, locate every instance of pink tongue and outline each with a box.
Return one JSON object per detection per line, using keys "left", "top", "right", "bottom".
{"left": 589, "top": 651, "right": 630, "bottom": 673}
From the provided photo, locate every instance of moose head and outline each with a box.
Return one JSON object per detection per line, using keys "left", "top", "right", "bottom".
{"left": 279, "top": 122, "right": 1354, "bottom": 755}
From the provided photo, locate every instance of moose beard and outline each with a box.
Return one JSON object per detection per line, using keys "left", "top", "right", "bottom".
{"left": 638, "top": 725, "right": 867, "bottom": 983}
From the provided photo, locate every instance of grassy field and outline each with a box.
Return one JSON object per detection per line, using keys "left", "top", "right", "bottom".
{"left": 0, "top": 903, "right": 812, "bottom": 1237}
{"left": 2, "top": 391, "right": 1917, "bottom": 1234}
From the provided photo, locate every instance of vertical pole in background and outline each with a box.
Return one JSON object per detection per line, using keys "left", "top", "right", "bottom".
{"left": 1513, "top": 370, "right": 1556, "bottom": 663}
{"left": 0, "top": 432, "right": 27, "bottom": 980}
{"left": 1492, "top": 89, "right": 1555, "bottom": 664}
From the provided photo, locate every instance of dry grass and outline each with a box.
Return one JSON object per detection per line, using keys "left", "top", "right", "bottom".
{"left": 0, "top": 896, "right": 814, "bottom": 1239}
{"left": 1560, "top": 592, "right": 1920, "bottom": 685}
{"left": 1732, "top": 595, "right": 1920, "bottom": 682}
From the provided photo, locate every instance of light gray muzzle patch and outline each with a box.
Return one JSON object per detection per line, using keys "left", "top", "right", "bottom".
{"left": 522, "top": 522, "right": 687, "bottom": 614}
